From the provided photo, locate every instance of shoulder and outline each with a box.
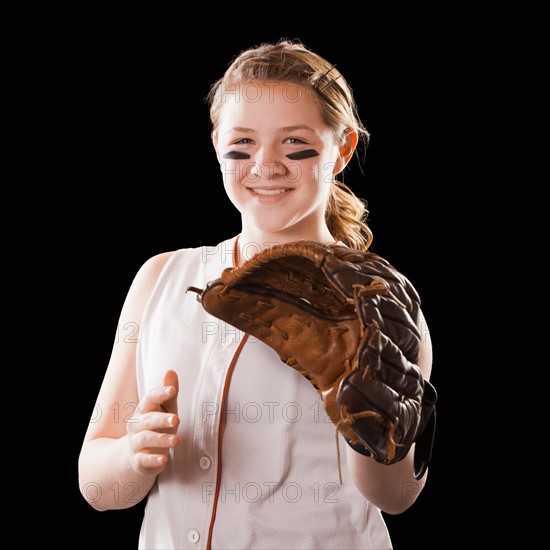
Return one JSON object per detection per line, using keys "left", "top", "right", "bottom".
{"left": 132, "top": 251, "right": 177, "bottom": 292}
{"left": 119, "top": 251, "right": 178, "bottom": 318}
{"left": 130, "top": 247, "right": 202, "bottom": 299}
{"left": 130, "top": 236, "right": 239, "bottom": 304}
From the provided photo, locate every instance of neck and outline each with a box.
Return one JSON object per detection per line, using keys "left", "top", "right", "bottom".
{"left": 236, "top": 227, "right": 335, "bottom": 266}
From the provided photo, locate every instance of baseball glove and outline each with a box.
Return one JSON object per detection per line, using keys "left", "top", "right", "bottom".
{"left": 187, "top": 240, "right": 437, "bottom": 480}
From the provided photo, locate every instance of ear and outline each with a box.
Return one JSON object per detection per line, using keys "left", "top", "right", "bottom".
{"left": 332, "top": 128, "right": 358, "bottom": 175}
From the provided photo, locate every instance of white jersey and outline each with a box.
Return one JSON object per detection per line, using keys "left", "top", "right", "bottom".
{"left": 136, "top": 236, "right": 392, "bottom": 549}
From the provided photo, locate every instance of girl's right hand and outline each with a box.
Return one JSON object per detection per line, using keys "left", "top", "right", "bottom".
{"left": 126, "top": 369, "right": 180, "bottom": 475}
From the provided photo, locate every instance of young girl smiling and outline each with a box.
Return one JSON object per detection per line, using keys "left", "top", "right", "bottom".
{"left": 79, "top": 38, "right": 433, "bottom": 550}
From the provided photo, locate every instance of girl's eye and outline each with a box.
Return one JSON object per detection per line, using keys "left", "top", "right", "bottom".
{"left": 285, "top": 137, "right": 306, "bottom": 144}
{"left": 234, "top": 138, "right": 254, "bottom": 145}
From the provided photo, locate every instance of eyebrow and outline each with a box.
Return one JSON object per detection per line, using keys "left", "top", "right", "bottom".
{"left": 230, "top": 125, "right": 316, "bottom": 134}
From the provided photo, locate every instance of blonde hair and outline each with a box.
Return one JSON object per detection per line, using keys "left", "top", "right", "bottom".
{"left": 206, "top": 38, "right": 373, "bottom": 251}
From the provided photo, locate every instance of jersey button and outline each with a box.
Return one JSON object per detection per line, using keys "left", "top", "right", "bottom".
{"left": 199, "top": 456, "right": 211, "bottom": 470}
{"left": 187, "top": 529, "right": 200, "bottom": 544}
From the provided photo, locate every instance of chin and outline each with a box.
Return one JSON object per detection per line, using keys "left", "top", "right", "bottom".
{"left": 247, "top": 217, "right": 293, "bottom": 237}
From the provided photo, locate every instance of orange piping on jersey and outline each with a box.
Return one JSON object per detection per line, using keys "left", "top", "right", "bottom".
{"left": 207, "top": 234, "right": 247, "bottom": 550}
{"left": 206, "top": 333, "right": 248, "bottom": 550}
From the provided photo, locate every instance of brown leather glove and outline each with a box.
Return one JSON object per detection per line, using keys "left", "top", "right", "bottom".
{"left": 188, "top": 240, "right": 437, "bottom": 480}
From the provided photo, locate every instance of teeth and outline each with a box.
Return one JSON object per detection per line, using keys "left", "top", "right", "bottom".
{"left": 251, "top": 188, "right": 289, "bottom": 196}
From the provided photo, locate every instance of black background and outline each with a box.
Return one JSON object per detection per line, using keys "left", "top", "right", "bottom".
{"left": 55, "top": 20, "right": 473, "bottom": 550}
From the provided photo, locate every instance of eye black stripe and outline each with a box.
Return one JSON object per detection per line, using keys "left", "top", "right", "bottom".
{"left": 223, "top": 151, "right": 251, "bottom": 159}
{"left": 286, "top": 149, "right": 319, "bottom": 160}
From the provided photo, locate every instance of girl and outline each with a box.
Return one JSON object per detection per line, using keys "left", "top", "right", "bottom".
{"left": 78, "top": 38, "right": 433, "bottom": 550}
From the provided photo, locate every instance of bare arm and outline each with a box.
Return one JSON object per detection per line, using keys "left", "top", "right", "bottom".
{"left": 346, "top": 308, "right": 434, "bottom": 514}
{"left": 78, "top": 251, "right": 180, "bottom": 511}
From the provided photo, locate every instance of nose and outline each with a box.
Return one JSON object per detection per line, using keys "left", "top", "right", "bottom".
{"left": 250, "top": 148, "right": 287, "bottom": 180}
{"left": 250, "top": 162, "right": 286, "bottom": 179}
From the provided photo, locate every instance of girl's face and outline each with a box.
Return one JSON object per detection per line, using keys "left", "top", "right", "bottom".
{"left": 213, "top": 81, "right": 352, "bottom": 242}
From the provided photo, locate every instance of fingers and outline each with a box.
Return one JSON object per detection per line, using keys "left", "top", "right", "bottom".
{"left": 129, "top": 372, "right": 180, "bottom": 435}
{"left": 129, "top": 428, "right": 179, "bottom": 454}
{"left": 133, "top": 452, "right": 171, "bottom": 473}
{"left": 162, "top": 369, "right": 179, "bottom": 416}
{"left": 127, "top": 429, "right": 179, "bottom": 475}
{"left": 127, "top": 370, "right": 181, "bottom": 475}
{"left": 134, "top": 410, "right": 180, "bottom": 431}
{"left": 138, "top": 374, "right": 179, "bottom": 415}
{"left": 131, "top": 446, "right": 176, "bottom": 476}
